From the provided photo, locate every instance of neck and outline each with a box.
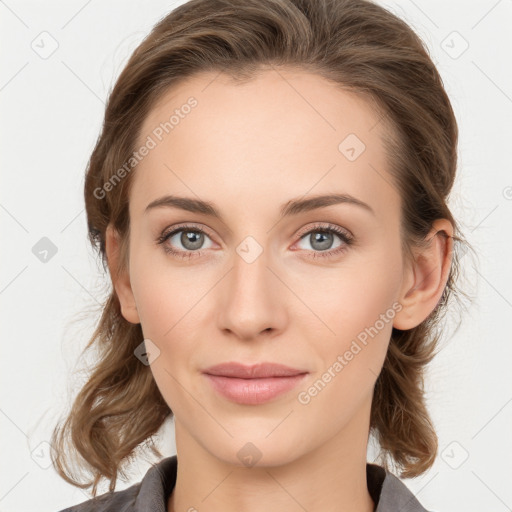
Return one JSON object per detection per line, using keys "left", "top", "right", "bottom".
{"left": 167, "top": 407, "right": 375, "bottom": 512}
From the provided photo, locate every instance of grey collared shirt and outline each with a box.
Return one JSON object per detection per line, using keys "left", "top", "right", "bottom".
{"left": 58, "top": 456, "right": 430, "bottom": 511}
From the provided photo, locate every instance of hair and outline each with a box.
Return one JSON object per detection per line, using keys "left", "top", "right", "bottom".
{"left": 51, "top": 0, "right": 474, "bottom": 497}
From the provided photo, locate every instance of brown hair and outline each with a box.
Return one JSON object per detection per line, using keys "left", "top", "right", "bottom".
{"left": 51, "top": 0, "right": 473, "bottom": 496}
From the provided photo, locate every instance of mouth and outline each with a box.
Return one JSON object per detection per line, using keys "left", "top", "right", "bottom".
{"left": 203, "top": 361, "right": 308, "bottom": 378}
{"left": 202, "top": 362, "right": 309, "bottom": 405}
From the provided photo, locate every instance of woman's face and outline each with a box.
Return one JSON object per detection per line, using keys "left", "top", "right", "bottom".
{"left": 115, "top": 68, "right": 412, "bottom": 466}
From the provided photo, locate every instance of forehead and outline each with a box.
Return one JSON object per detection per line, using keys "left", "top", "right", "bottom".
{"left": 138, "top": 67, "right": 386, "bottom": 147}
{"left": 130, "top": 68, "right": 399, "bottom": 220}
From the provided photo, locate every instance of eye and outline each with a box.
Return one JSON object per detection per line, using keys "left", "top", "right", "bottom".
{"left": 156, "top": 224, "right": 214, "bottom": 260}
{"left": 293, "top": 223, "right": 354, "bottom": 259}
{"left": 156, "top": 222, "right": 354, "bottom": 260}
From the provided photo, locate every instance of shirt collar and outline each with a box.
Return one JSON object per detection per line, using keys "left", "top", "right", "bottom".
{"left": 134, "top": 456, "right": 429, "bottom": 512}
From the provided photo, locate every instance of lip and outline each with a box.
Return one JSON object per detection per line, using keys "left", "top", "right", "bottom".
{"left": 203, "top": 362, "right": 308, "bottom": 378}
{"left": 202, "top": 362, "right": 309, "bottom": 405}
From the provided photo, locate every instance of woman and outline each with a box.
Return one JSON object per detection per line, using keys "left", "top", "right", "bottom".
{"left": 51, "top": 0, "right": 471, "bottom": 510}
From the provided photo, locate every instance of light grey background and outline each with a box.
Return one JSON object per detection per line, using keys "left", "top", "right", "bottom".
{"left": 1, "top": 1, "right": 511, "bottom": 511}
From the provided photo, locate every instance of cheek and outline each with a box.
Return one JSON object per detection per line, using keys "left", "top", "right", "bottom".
{"left": 130, "top": 247, "right": 203, "bottom": 336}
{"left": 298, "top": 252, "right": 402, "bottom": 341}
{"left": 300, "top": 250, "right": 402, "bottom": 390}
{"left": 128, "top": 253, "right": 209, "bottom": 389}
{"left": 130, "top": 267, "right": 199, "bottom": 413}
{"left": 295, "top": 271, "right": 399, "bottom": 424}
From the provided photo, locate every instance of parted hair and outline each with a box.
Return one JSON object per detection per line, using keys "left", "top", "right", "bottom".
{"left": 50, "top": 0, "right": 472, "bottom": 497}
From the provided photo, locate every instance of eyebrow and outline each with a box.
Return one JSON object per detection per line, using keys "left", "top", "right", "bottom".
{"left": 144, "top": 193, "right": 375, "bottom": 221}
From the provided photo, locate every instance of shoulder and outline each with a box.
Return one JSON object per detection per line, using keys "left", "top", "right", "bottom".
{"left": 56, "top": 455, "right": 178, "bottom": 512}
{"left": 367, "top": 463, "right": 432, "bottom": 512}
{"left": 56, "top": 481, "right": 140, "bottom": 512}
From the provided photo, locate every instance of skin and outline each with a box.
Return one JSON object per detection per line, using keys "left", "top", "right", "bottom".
{"left": 106, "top": 67, "right": 453, "bottom": 512}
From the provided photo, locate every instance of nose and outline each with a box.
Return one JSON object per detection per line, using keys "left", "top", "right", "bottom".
{"left": 216, "top": 244, "right": 287, "bottom": 341}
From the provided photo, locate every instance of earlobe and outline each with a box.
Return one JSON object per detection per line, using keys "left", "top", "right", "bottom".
{"left": 393, "top": 219, "right": 454, "bottom": 330}
{"left": 105, "top": 224, "right": 141, "bottom": 325}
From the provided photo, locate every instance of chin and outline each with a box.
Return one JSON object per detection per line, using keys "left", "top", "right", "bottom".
{"left": 206, "top": 434, "right": 306, "bottom": 469}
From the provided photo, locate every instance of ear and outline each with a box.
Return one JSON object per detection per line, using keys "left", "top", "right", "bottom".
{"left": 105, "top": 224, "right": 140, "bottom": 324}
{"left": 393, "top": 219, "right": 454, "bottom": 330}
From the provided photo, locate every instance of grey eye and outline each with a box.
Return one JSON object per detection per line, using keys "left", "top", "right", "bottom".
{"left": 297, "top": 231, "right": 343, "bottom": 252}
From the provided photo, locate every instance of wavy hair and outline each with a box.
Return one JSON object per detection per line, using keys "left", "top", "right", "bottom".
{"left": 50, "top": 0, "right": 474, "bottom": 497}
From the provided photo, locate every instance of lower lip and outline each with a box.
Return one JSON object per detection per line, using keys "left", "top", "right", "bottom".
{"left": 203, "top": 373, "right": 308, "bottom": 405}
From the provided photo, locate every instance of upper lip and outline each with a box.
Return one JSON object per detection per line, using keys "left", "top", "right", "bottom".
{"left": 203, "top": 362, "right": 308, "bottom": 379}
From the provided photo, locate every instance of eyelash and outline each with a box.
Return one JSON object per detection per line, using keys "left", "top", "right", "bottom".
{"left": 155, "top": 222, "right": 354, "bottom": 261}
